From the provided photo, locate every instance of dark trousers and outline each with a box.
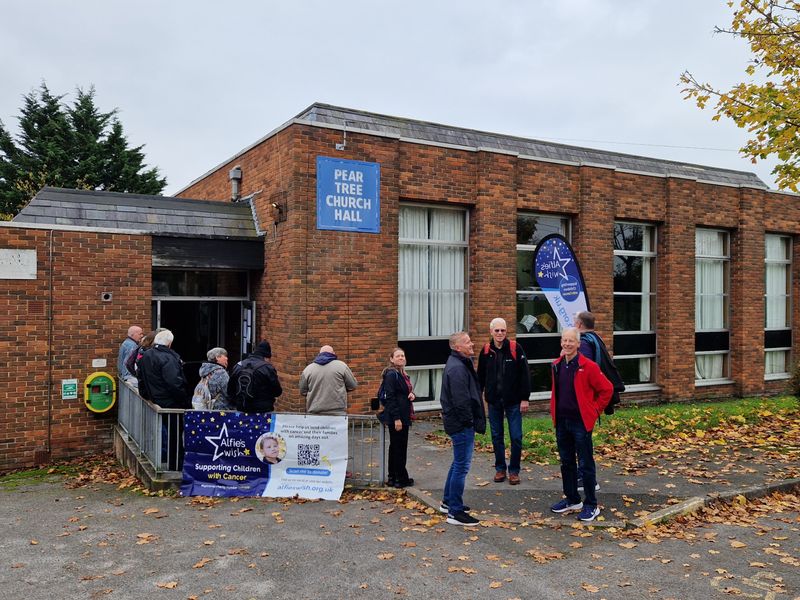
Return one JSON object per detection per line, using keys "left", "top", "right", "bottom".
{"left": 555, "top": 416, "right": 597, "bottom": 508}
{"left": 387, "top": 424, "right": 410, "bottom": 484}
{"left": 487, "top": 403, "right": 523, "bottom": 474}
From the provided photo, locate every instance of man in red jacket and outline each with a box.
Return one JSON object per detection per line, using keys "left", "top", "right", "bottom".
{"left": 549, "top": 327, "right": 613, "bottom": 522}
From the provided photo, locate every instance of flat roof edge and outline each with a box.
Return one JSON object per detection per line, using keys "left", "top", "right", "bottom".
{"left": 174, "top": 115, "right": 770, "bottom": 195}
{"left": 2, "top": 221, "right": 147, "bottom": 235}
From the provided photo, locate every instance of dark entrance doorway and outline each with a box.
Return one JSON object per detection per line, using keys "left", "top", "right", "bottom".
{"left": 153, "top": 300, "right": 255, "bottom": 390}
{"left": 151, "top": 268, "right": 256, "bottom": 391}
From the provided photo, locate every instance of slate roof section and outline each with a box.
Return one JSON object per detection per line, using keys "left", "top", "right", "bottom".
{"left": 294, "top": 103, "right": 767, "bottom": 189}
{"left": 14, "top": 187, "right": 262, "bottom": 239}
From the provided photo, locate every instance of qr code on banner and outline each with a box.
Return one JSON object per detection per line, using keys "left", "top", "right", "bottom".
{"left": 297, "top": 444, "right": 320, "bottom": 466}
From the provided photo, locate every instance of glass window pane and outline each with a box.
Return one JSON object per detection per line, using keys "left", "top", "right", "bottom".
{"left": 516, "top": 250, "right": 538, "bottom": 291}
{"left": 517, "top": 214, "right": 566, "bottom": 246}
{"left": 614, "top": 357, "right": 654, "bottom": 385}
{"left": 695, "top": 353, "right": 728, "bottom": 380}
{"left": 430, "top": 209, "right": 466, "bottom": 242}
{"left": 614, "top": 256, "right": 643, "bottom": 292}
{"left": 399, "top": 206, "right": 467, "bottom": 339}
{"left": 517, "top": 293, "right": 558, "bottom": 333}
{"left": 765, "top": 350, "right": 789, "bottom": 375}
{"left": 614, "top": 223, "right": 645, "bottom": 252}
{"left": 529, "top": 363, "right": 553, "bottom": 394}
{"left": 614, "top": 296, "right": 647, "bottom": 331}
{"left": 696, "top": 229, "right": 727, "bottom": 257}
{"left": 765, "top": 235, "right": 790, "bottom": 261}
{"left": 407, "top": 368, "right": 443, "bottom": 402}
{"left": 152, "top": 270, "right": 247, "bottom": 297}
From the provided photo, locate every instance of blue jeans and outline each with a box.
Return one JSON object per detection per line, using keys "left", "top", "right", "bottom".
{"left": 443, "top": 427, "right": 475, "bottom": 514}
{"left": 487, "top": 403, "right": 522, "bottom": 474}
{"left": 555, "top": 417, "right": 597, "bottom": 508}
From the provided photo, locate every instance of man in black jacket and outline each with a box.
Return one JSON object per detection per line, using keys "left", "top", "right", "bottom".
{"left": 477, "top": 317, "right": 531, "bottom": 485}
{"left": 136, "top": 328, "right": 189, "bottom": 471}
{"left": 228, "top": 341, "right": 282, "bottom": 413}
{"left": 440, "top": 331, "right": 485, "bottom": 526}
{"left": 137, "top": 329, "right": 189, "bottom": 409}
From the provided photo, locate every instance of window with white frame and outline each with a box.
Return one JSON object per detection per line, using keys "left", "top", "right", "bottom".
{"left": 398, "top": 204, "right": 468, "bottom": 408}
{"left": 695, "top": 228, "right": 730, "bottom": 382}
{"left": 516, "top": 213, "right": 570, "bottom": 395}
{"left": 764, "top": 234, "right": 792, "bottom": 378}
{"left": 612, "top": 222, "right": 656, "bottom": 386}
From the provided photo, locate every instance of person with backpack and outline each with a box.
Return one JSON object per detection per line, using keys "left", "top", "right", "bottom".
{"left": 193, "top": 347, "right": 233, "bottom": 411}
{"left": 477, "top": 317, "right": 531, "bottom": 485}
{"left": 549, "top": 327, "right": 613, "bottom": 523}
{"left": 227, "top": 341, "right": 282, "bottom": 413}
{"left": 575, "top": 311, "right": 626, "bottom": 491}
{"left": 378, "top": 347, "right": 415, "bottom": 488}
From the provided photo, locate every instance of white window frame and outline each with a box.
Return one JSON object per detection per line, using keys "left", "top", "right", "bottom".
{"left": 695, "top": 228, "right": 732, "bottom": 384}
{"left": 612, "top": 222, "right": 657, "bottom": 389}
{"left": 764, "top": 234, "right": 792, "bottom": 380}
{"left": 516, "top": 213, "right": 571, "bottom": 400}
{"left": 398, "top": 203, "right": 469, "bottom": 411}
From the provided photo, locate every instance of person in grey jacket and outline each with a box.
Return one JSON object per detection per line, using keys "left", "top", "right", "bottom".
{"left": 440, "top": 331, "right": 486, "bottom": 526}
{"left": 300, "top": 345, "right": 358, "bottom": 415}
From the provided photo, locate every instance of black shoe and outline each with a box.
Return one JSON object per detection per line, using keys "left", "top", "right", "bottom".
{"left": 439, "top": 502, "right": 470, "bottom": 514}
{"left": 386, "top": 478, "right": 396, "bottom": 487}
{"left": 394, "top": 478, "right": 414, "bottom": 488}
{"left": 446, "top": 511, "right": 480, "bottom": 526}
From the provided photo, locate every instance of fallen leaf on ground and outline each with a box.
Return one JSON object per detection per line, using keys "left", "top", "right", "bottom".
{"left": 193, "top": 558, "right": 213, "bottom": 568}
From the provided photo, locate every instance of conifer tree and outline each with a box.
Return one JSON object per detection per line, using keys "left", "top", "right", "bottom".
{"left": 0, "top": 83, "right": 166, "bottom": 217}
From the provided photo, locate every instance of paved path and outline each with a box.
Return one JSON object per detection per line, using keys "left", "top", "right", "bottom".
{"left": 1, "top": 415, "right": 797, "bottom": 599}
{"left": 405, "top": 419, "right": 799, "bottom": 527}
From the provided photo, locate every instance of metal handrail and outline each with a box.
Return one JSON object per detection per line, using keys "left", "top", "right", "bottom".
{"left": 117, "top": 379, "right": 386, "bottom": 485}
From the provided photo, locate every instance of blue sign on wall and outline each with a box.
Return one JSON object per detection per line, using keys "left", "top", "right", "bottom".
{"left": 316, "top": 156, "right": 380, "bottom": 233}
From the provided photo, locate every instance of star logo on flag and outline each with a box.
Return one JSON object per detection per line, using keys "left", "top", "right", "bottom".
{"left": 205, "top": 422, "right": 230, "bottom": 461}
{"left": 552, "top": 247, "right": 571, "bottom": 279}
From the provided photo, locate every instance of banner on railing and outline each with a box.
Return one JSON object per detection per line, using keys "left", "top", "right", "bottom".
{"left": 180, "top": 412, "right": 348, "bottom": 500}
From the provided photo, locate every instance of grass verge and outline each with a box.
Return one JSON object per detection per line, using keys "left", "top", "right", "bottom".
{"left": 433, "top": 396, "right": 800, "bottom": 465}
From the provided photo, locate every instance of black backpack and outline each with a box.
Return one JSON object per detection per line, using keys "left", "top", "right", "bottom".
{"left": 582, "top": 332, "right": 626, "bottom": 415}
{"left": 232, "top": 359, "right": 260, "bottom": 411}
{"left": 372, "top": 371, "right": 397, "bottom": 419}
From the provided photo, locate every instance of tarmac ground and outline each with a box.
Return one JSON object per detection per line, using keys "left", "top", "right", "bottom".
{"left": 1, "top": 416, "right": 798, "bottom": 600}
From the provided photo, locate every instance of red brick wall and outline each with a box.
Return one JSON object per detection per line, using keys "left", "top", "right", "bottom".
{"left": 179, "top": 121, "right": 798, "bottom": 413}
{"left": 0, "top": 226, "right": 151, "bottom": 471}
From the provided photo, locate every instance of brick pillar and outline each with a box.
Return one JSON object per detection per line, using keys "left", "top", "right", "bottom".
{"left": 574, "top": 166, "right": 615, "bottom": 342}
{"left": 659, "top": 177, "right": 696, "bottom": 400}
{"left": 469, "top": 150, "right": 518, "bottom": 340}
{"left": 731, "top": 187, "right": 766, "bottom": 395}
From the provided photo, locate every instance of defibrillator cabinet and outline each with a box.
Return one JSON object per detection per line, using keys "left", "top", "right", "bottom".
{"left": 84, "top": 372, "right": 116, "bottom": 413}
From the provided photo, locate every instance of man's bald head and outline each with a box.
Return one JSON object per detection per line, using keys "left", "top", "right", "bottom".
{"left": 127, "top": 326, "right": 143, "bottom": 343}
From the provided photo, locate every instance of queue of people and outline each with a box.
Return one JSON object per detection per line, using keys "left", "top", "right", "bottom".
{"left": 119, "top": 310, "right": 615, "bottom": 525}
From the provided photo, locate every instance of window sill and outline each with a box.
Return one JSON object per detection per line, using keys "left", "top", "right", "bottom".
{"left": 764, "top": 374, "right": 790, "bottom": 381}
{"left": 414, "top": 401, "right": 442, "bottom": 412}
{"left": 695, "top": 379, "right": 735, "bottom": 387}
{"left": 621, "top": 384, "right": 661, "bottom": 393}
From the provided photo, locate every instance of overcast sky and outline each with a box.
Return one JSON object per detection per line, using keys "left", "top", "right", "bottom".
{"left": 0, "top": 0, "right": 779, "bottom": 195}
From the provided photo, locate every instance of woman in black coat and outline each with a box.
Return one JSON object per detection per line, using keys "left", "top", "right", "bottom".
{"left": 381, "top": 348, "right": 416, "bottom": 488}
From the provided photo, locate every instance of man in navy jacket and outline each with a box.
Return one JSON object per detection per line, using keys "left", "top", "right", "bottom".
{"left": 440, "top": 331, "right": 486, "bottom": 526}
